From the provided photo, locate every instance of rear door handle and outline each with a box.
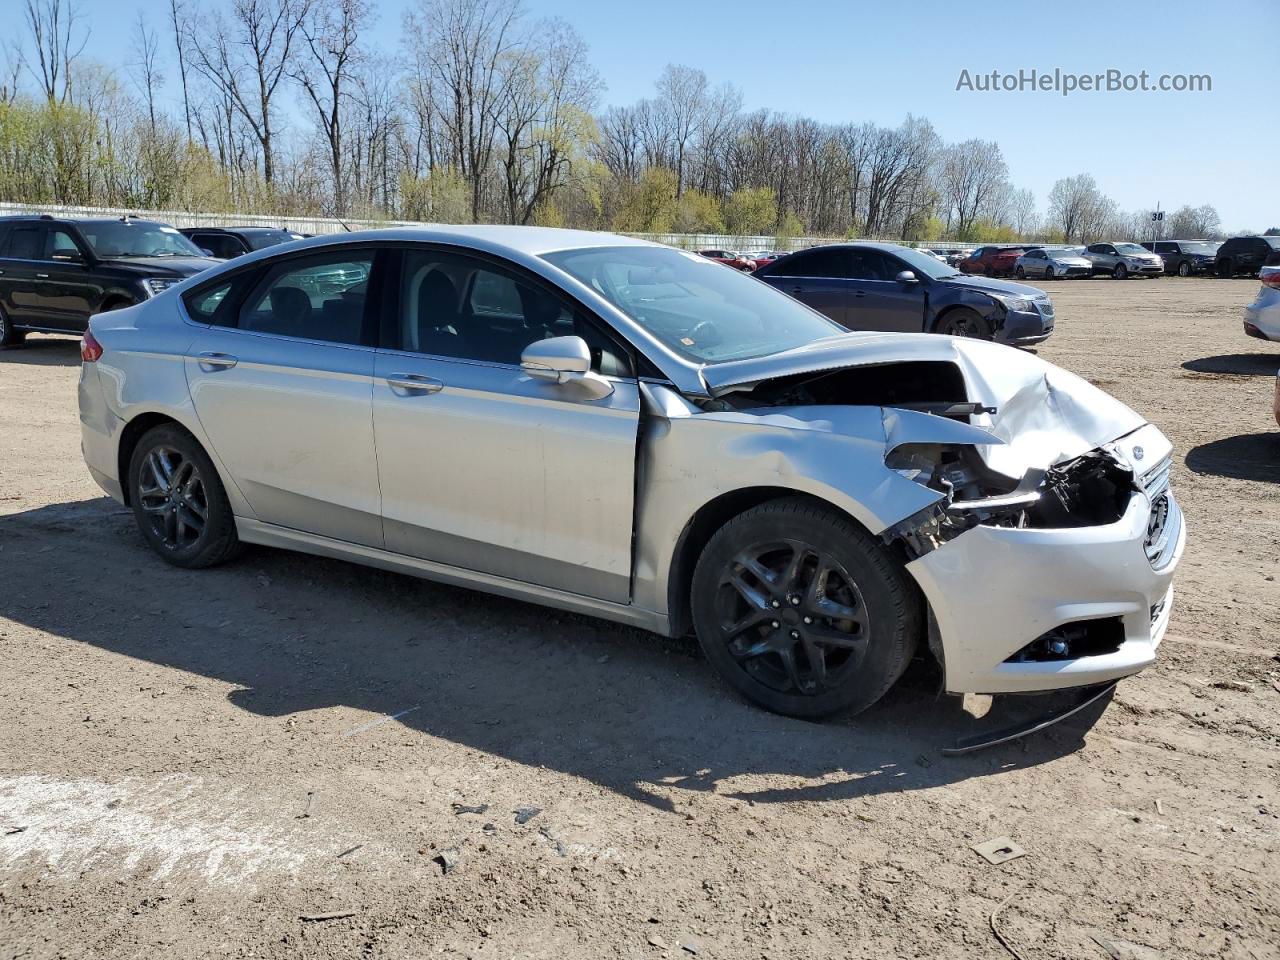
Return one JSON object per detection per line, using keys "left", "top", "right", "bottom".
{"left": 853, "top": 290, "right": 866, "bottom": 298}
{"left": 196, "top": 351, "right": 238, "bottom": 370}
{"left": 36, "top": 273, "right": 49, "bottom": 280}
{"left": 386, "top": 373, "right": 443, "bottom": 394}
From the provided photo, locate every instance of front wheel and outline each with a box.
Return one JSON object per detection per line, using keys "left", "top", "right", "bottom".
{"left": 128, "top": 423, "right": 241, "bottom": 568}
{"left": 690, "top": 497, "right": 920, "bottom": 718}
{"left": 938, "top": 307, "right": 993, "bottom": 339}
{"left": 1015, "top": 266, "right": 1026, "bottom": 279}
{"left": 1177, "top": 261, "right": 1191, "bottom": 277}
{"left": 1112, "top": 264, "right": 1128, "bottom": 279}
{"left": 1044, "top": 266, "right": 1055, "bottom": 280}
{"left": 1217, "top": 259, "right": 1233, "bottom": 278}
{"left": 0, "top": 309, "right": 25, "bottom": 349}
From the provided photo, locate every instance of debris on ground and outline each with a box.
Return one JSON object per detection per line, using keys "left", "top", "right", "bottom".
{"left": 646, "top": 933, "right": 667, "bottom": 949}
{"left": 299, "top": 911, "right": 356, "bottom": 922}
{"left": 1089, "top": 931, "right": 1165, "bottom": 959}
{"left": 335, "top": 844, "right": 363, "bottom": 859}
{"left": 513, "top": 805, "right": 542, "bottom": 825}
{"left": 451, "top": 802, "right": 489, "bottom": 815}
{"left": 971, "top": 837, "right": 1028, "bottom": 866}
{"left": 435, "top": 848, "right": 460, "bottom": 875}
{"left": 989, "top": 885, "right": 1029, "bottom": 960}
{"left": 1211, "top": 680, "right": 1252, "bottom": 693}
{"left": 679, "top": 937, "right": 701, "bottom": 954}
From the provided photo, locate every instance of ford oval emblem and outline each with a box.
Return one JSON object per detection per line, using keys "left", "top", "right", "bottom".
{"left": 1132, "top": 445, "right": 1145, "bottom": 461}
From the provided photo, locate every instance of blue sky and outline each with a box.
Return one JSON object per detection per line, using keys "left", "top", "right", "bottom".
{"left": 68, "top": 0, "right": 1280, "bottom": 230}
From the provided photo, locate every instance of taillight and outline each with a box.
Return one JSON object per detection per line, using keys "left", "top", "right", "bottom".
{"left": 81, "top": 329, "right": 103, "bottom": 362}
{"left": 1261, "top": 272, "right": 1280, "bottom": 290}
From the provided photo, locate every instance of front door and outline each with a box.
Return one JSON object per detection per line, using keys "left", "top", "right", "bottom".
{"left": 39, "top": 226, "right": 100, "bottom": 331}
{"left": 845, "top": 250, "right": 926, "bottom": 333}
{"left": 372, "top": 248, "right": 640, "bottom": 603}
{"left": 183, "top": 249, "right": 384, "bottom": 546}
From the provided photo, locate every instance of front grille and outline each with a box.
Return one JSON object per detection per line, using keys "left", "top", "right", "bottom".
{"left": 1034, "top": 300, "right": 1055, "bottom": 319}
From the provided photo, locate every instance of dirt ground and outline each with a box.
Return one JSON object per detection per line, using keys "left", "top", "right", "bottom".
{"left": 1, "top": 277, "right": 1277, "bottom": 960}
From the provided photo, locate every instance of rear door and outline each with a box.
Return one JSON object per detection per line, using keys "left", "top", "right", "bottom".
{"left": 0, "top": 223, "right": 49, "bottom": 328}
{"left": 844, "top": 249, "right": 926, "bottom": 333}
{"left": 760, "top": 249, "right": 851, "bottom": 326}
{"left": 183, "top": 247, "right": 384, "bottom": 546}
{"left": 372, "top": 246, "right": 641, "bottom": 603}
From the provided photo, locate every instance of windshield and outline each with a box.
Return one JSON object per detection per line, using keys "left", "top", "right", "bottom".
{"left": 1115, "top": 243, "right": 1149, "bottom": 255}
{"left": 542, "top": 245, "right": 842, "bottom": 364}
{"left": 1180, "top": 241, "right": 1220, "bottom": 254}
{"left": 1264, "top": 237, "right": 1280, "bottom": 249}
{"left": 243, "top": 230, "right": 296, "bottom": 251}
{"left": 892, "top": 246, "right": 960, "bottom": 279}
{"left": 79, "top": 221, "right": 204, "bottom": 258}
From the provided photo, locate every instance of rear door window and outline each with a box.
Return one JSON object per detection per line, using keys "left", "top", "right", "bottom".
{"left": 769, "top": 248, "right": 849, "bottom": 278}
{"left": 6, "top": 225, "right": 45, "bottom": 260}
{"left": 238, "top": 251, "right": 375, "bottom": 345}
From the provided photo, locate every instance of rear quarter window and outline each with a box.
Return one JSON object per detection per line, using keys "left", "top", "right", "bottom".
{"left": 183, "top": 274, "right": 252, "bottom": 326}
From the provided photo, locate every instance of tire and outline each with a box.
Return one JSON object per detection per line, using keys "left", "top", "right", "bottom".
{"left": 1044, "top": 266, "right": 1055, "bottom": 281}
{"left": 937, "top": 307, "right": 993, "bottom": 339}
{"left": 0, "top": 308, "right": 26, "bottom": 349}
{"left": 1014, "top": 266, "right": 1026, "bottom": 280}
{"left": 690, "top": 497, "right": 921, "bottom": 719}
{"left": 1217, "top": 259, "right": 1233, "bottom": 278}
{"left": 128, "top": 423, "right": 241, "bottom": 569}
{"left": 1112, "top": 263, "right": 1128, "bottom": 279}
{"left": 1177, "top": 261, "right": 1191, "bottom": 278}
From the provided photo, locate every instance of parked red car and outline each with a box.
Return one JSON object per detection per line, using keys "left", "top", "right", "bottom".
{"left": 697, "top": 249, "right": 755, "bottom": 272}
{"left": 958, "top": 245, "right": 1029, "bottom": 278}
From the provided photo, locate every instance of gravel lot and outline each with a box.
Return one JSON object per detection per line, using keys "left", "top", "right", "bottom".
{"left": 1, "top": 277, "right": 1277, "bottom": 960}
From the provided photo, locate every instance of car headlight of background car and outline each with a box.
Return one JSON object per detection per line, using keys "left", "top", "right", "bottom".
{"left": 142, "top": 277, "right": 183, "bottom": 297}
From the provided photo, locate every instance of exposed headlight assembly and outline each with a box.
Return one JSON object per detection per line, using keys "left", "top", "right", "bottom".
{"left": 991, "top": 294, "right": 1035, "bottom": 313}
{"left": 142, "top": 277, "right": 182, "bottom": 297}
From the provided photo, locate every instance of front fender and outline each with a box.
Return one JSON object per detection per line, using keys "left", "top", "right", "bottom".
{"left": 631, "top": 390, "right": 976, "bottom": 621}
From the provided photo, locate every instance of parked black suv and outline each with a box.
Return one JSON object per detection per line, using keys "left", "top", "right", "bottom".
{"left": 1140, "top": 239, "right": 1220, "bottom": 277}
{"left": 0, "top": 215, "right": 219, "bottom": 347}
{"left": 1212, "top": 236, "right": 1280, "bottom": 278}
{"left": 178, "top": 225, "right": 302, "bottom": 260}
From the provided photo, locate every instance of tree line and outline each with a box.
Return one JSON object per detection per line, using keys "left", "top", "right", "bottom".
{"left": 1, "top": 0, "right": 1255, "bottom": 243}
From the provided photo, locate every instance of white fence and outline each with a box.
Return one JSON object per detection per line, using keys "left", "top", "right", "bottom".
{"left": 0, "top": 201, "right": 940, "bottom": 254}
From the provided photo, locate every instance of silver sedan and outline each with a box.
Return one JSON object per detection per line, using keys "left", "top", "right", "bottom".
{"left": 1014, "top": 246, "right": 1093, "bottom": 280}
{"left": 78, "top": 227, "right": 1184, "bottom": 718}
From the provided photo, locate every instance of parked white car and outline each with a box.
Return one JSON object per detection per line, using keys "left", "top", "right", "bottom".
{"left": 1014, "top": 247, "right": 1093, "bottom": 280}
{"left": 1243, "top": 254, "right": 1280, "bottom": 342}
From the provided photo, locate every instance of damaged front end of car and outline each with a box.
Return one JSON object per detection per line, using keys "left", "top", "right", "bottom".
{"left": 699, "top": 334, "right": 1185, "bottom": 695}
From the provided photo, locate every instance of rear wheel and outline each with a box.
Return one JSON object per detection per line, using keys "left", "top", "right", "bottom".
{"left": 938, "top": 307, "right": 993, "bottom": 339}
{"left": 0, "top": 308, "right": 25, "bottom": 349}
{"left": 690, "top": 497, "right": 920, "bottom": 718}
{"left": 128, "top": 424, "right": 241, "bottom": 569}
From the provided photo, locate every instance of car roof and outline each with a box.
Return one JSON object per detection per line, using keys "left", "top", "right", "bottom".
{"left": 274, "top": 225, "right": 659, "bottom": 258}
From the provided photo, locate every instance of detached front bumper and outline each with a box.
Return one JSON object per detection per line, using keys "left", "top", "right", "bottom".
{"left": 906, "top": 482, "right": 1185, "bottom": 695}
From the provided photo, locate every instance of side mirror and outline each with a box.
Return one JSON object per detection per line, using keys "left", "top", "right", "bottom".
{"left": 521, "top": 336, "right": 613, "bottom": 400}
{"left": 895, "top": 270, "right": 919, "bottom": 284}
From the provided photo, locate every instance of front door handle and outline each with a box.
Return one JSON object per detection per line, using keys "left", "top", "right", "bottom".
{"left": 853, "top": 290, "right": 866, "bottom": 298}
{"left": 36, "top": 273, "right": 50, "bottom": 280}
{"left": 386, "top": 373, "right": 443, "bottom": 394}
{"left": 197, "top": 351, "right": 238, "bottom": 370}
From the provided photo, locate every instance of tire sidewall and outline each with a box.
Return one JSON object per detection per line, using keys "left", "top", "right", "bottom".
{"left": 690, "top": 499, "right": 918, "bottom": 719}
{"left": 128, "top": 424, "right": 235, "bottom": 568}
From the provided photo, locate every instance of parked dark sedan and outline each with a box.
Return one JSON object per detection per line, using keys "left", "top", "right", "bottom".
{"left": 179, "top": 226, "right": 303, "bottom": 260}
{"left": 1140, "top": 239, "right": 1220, "bottom": 277}
{"left": 1211, "top": 236, "right": 1280, "bottom": 278}
{"left": 0, "top": 215, "right": 219, "bottom": 346}
{"left": 754, "top": 242, "right": 1054, "bottom": 345}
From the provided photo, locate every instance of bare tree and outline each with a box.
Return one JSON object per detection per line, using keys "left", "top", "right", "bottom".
{"left": 22, "top": 0, "right": 86, "bottom": 103}
{"left": 1007, "top": 187, "right": 1037, "bottom": 238}
{"left": 129, "top": 13, "right": 162, "bottom": 136}
{"left": 293, "top": 0, "right": 368, "bottom": 215}
{"left": 939, "top": 139, "right": 1008, "bottom": 238}
{"left": 404, "top": 0, "right": 524, "bottom": 221}
{"left": 653, "top": 64, "right": 708, "bottom": 198}
{"left": 1048, "top": 173, "right": 1110, "bottom": 242}
{"left": 186, "top": 0, "right": 312, "bottom": 185}
{"left": 167, "top": 0, "right": 194, "bottom": 141}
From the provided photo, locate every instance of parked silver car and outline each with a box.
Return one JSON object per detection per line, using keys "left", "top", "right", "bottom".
{"left": 1013, "top": 246, "right": 1092, "bottom": 280}
{"left": 1082, "top": 242, "right": 1165, "bottom": 279}
{"left": 77, "top": 227, "right": 1184, "bottom": 718}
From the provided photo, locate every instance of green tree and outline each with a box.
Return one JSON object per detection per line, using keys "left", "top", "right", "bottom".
{"left": 724, "top": 186, "right": 777, "bottom": 235}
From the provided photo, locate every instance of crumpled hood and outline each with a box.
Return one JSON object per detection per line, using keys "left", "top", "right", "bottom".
{"left": 704, "top": 333, "right": 1149, "bottom": 476}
